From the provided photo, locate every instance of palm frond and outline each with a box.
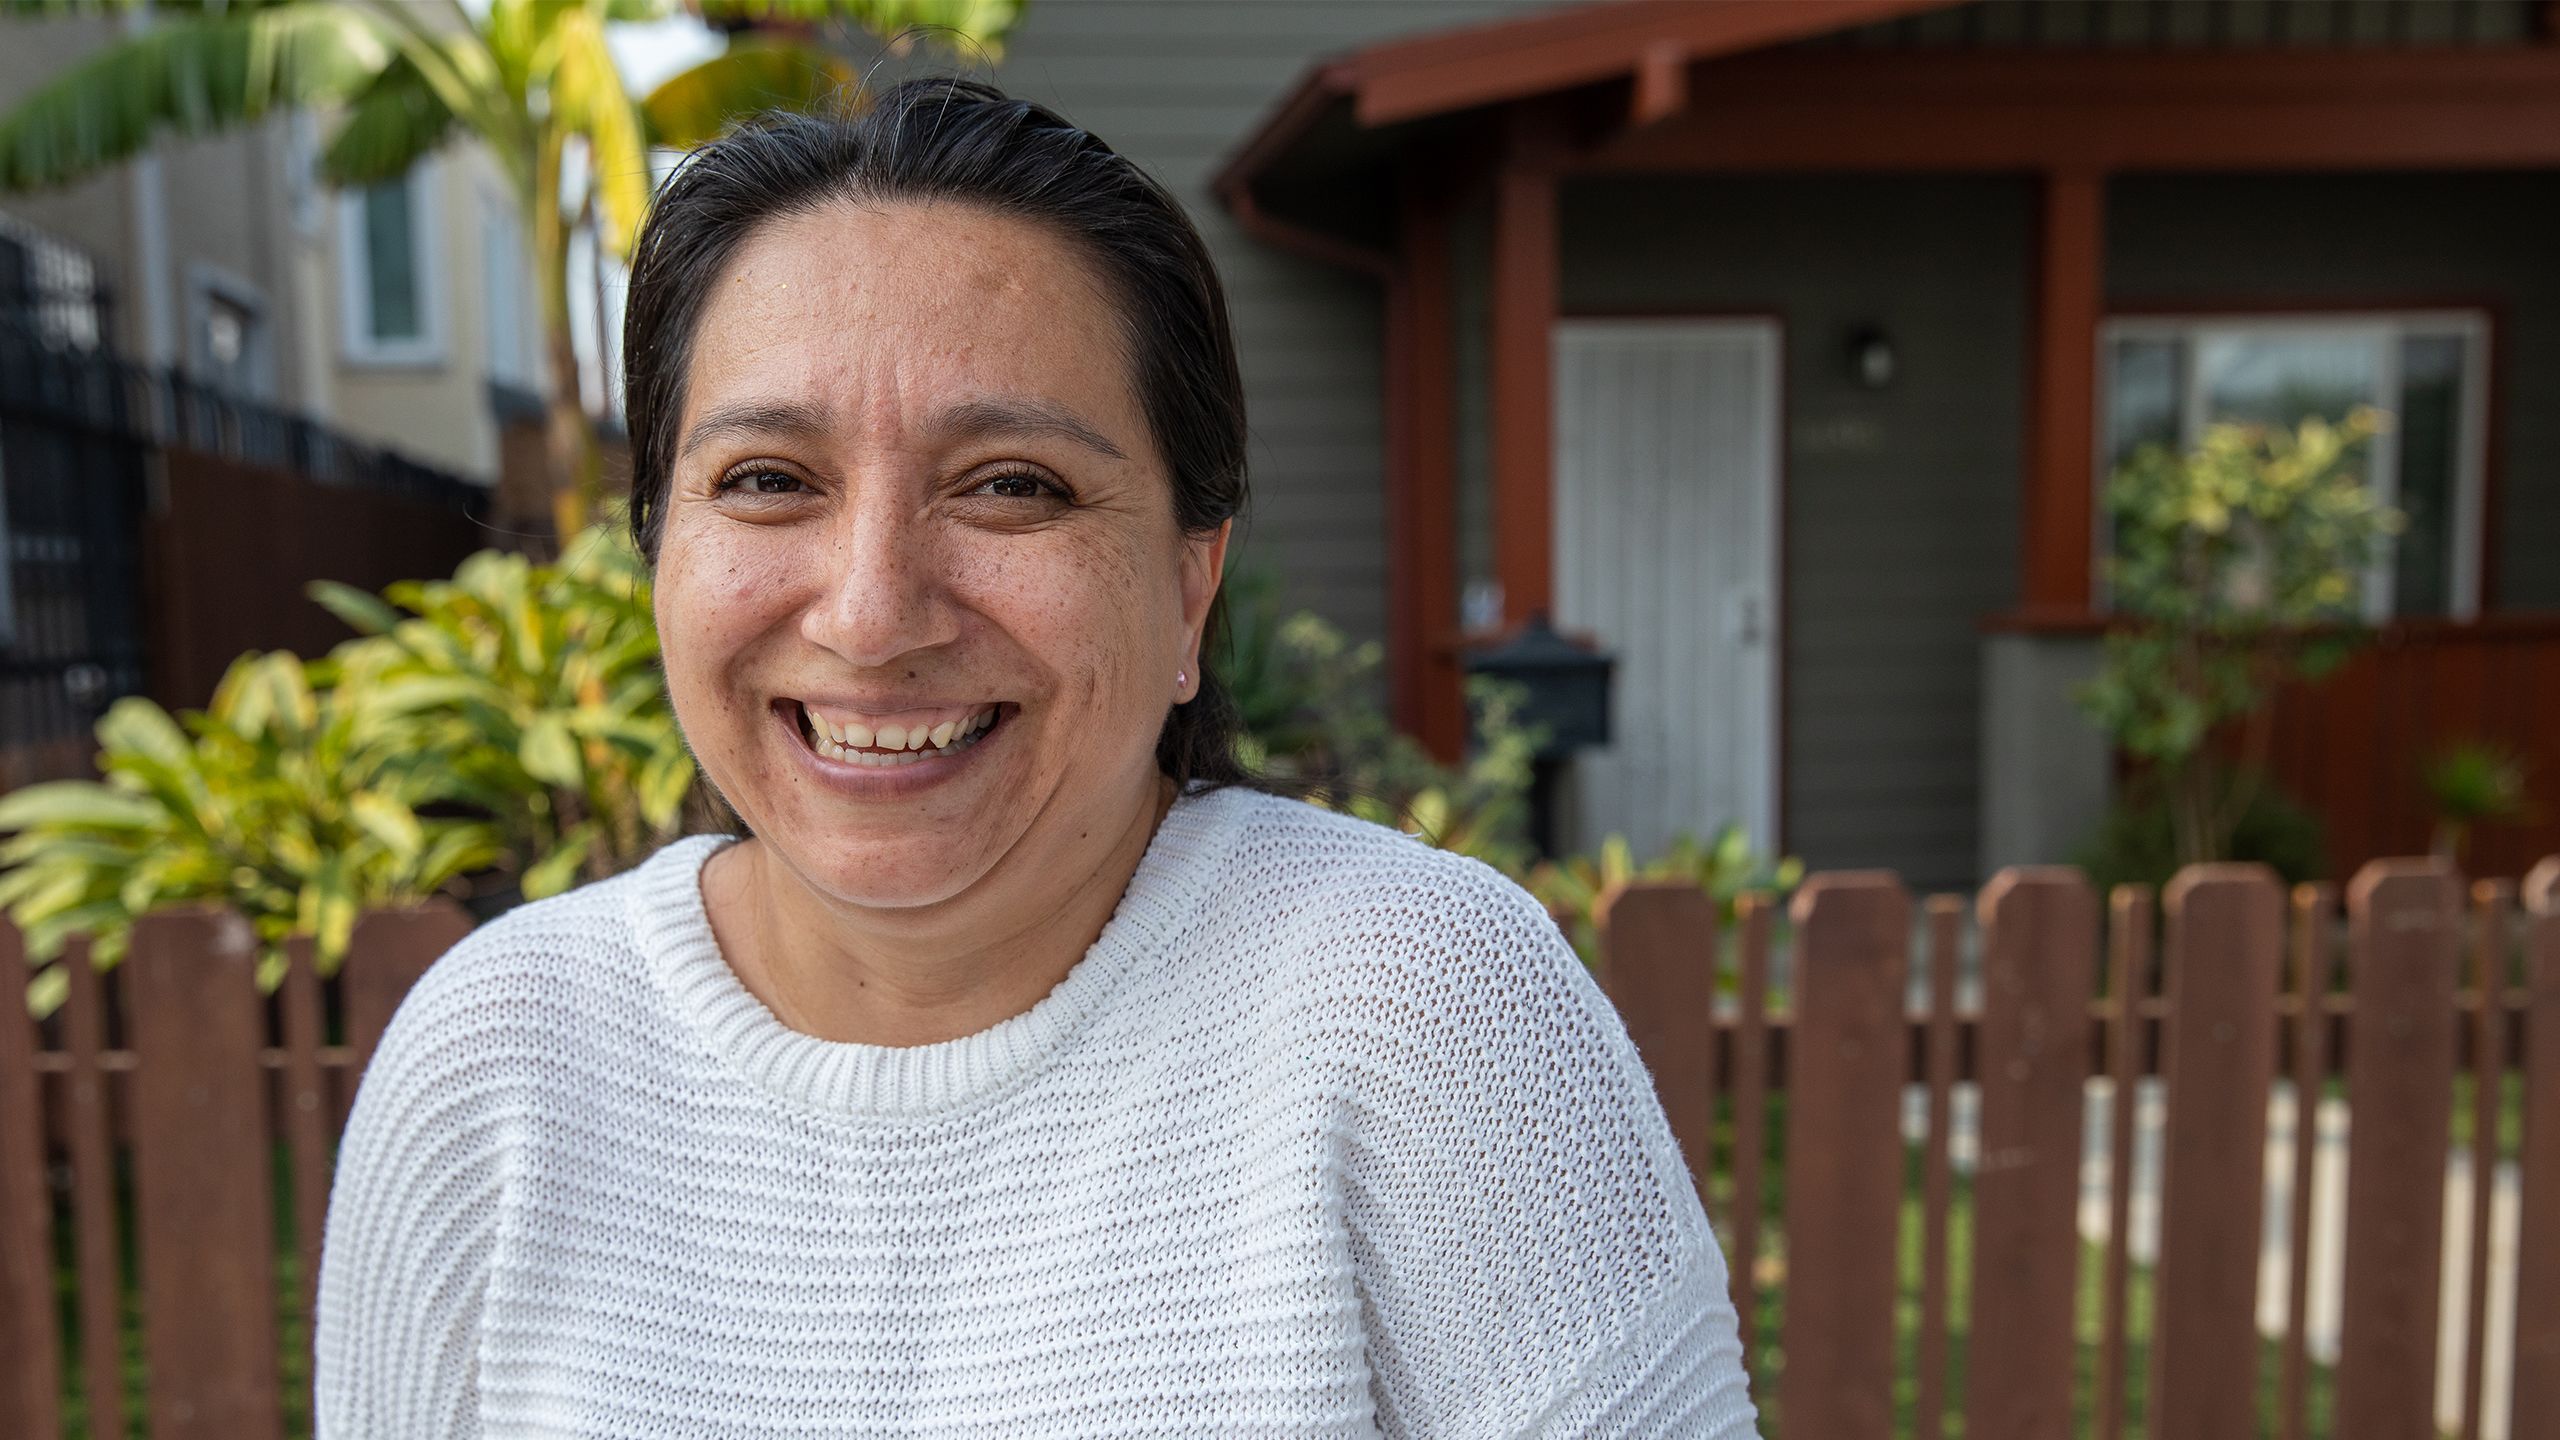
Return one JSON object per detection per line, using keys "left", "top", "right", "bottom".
{"left": 0, "top": 2, "right": 395, "bottom": 191}
{"left": 318, "top": 49, "right": 454, "bottom": 187}
{"left": 544, "top": 5, "right": 649, "bottom": 257}
{"left": 686, "top": 0, "right": 1022, "bottom": 61}
{"left": 639, "top": 36, "right": 854, "bottom": 148}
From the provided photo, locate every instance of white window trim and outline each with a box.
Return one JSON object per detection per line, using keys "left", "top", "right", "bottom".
{"left": 2094, "top": 309, "right": 2490, "bottom": 622}
{"left": 337, "top": 153, "right": 447, "bottom": 368}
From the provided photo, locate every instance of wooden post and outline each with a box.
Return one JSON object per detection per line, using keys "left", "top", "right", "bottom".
{"left": 0, "top": 922, "right": 60, "bottom": 1439}
{"left": 2147, "top": 865, "right": 2282, "bottom": 1440}
{"left": 335, "top": 902, "right": 472, "bottom": 1132}
{"left": 2511, "top": 861, "right": 2560, "bottom": 1428}
{"left": 1966, "top": 869, "right": 2097, "bottom": 1440}
{"left": 1598, "top": 883, "right": 1721, "bottom": 1206}
{"left": 126, "top": 907, "right": 283, "bottom": 1439}
{"left": 1490, "top": 112, "right": 1562, "bottom": 626}
{"left": 1779, "top": 872, "right": 1910, "bottom": 1440}
{"left": 1391, "top": 165, "right": 1467, "bottom": 762}
{"left": 2022, "top": 169, "right": 2104, "bottom": 616}
{"left": 2334, "top": 860, "right": 2464, "bottom": 1440}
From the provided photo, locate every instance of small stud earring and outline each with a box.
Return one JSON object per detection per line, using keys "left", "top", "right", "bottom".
{"left": 1175, "top": 668, "right": 1187, "bottom": 691}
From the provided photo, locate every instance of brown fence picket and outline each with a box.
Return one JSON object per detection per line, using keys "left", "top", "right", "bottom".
{"left": 1779, "top": 872, "right": 1910, "bottom": 1440}
{"left": 2279, "top": 883, "right": 2339, "bottom": 1440}
{"left": 2095, "top": 884, "right": 2153, "bottom": 1440}
{"left": 1599, "top": 883, "right": 1721, "bottom": 1205}
{"left": 335, "top": 903, "right": 473, "bottom": 1133}
{"left": 1728, "top": 892, "right": 1773, "bottom": 1383}
{"left": 1966, "top": 868, "right": 2096, "bottom": 1440}
{"left": 125, "top": 907, "right": 282, "bottom": 1440}
{"left": 61, "top": 935, "right": 125, "bottom": 1440}
{"left": 2334, "top": 860, "right": 2465, "bottom": 1440}
{"left": 2515, "top": 862, "right": 2560, "bottom": 1429}
{"left": 2147, "top": 865, "right": 2283, "bottom": 1440}
{"left": 0, "top": 922, "right": 58, "bottom": 1438}
{"left": 2459, "top": 882, "right": 2511, "bottom": 1440}
{"left": 1912, "top": 895, "right": 1964, "bottom": 1440}
{"left": 280, "top": 935, "right": 333, "bottom": 1379}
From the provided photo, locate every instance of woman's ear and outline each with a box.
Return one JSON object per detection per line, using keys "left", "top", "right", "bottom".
{"left": 1178, "top": 519, "right": 1233, "bottom": 671}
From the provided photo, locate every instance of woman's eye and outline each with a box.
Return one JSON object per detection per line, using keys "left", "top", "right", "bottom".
{"left": 717, "top": 468, "right": 803, "bottom": 497}
{"left": 978, "top": 471, "right": 1058, "bottom": 501}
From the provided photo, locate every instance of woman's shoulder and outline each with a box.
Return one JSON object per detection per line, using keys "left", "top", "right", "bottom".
{"left": 365, "top": 841, "right": 691, "bottom": 1081}
{"left": 1210, "top": 785, "right": 1558, "bottom": 941}
{"left": 1201, "top": 787, "right": 1592, "bottom": 1028}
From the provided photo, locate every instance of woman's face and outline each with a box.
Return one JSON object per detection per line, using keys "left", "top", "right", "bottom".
{"left": 653, "top": 198, "right": 1228, "bottom": 913}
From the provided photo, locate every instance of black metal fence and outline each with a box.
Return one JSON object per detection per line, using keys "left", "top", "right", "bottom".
{"left": 0, "top": 223, "right": 489, "bottom": 781}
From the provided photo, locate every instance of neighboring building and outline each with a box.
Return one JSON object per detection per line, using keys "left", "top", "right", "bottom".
{"left": 0, "top": 10, "right": 553, "bottom": 487}
{"left": 899, "top": 0, "right": 2560, "bottom": 888}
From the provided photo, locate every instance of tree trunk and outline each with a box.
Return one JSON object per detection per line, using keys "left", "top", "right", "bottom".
{"left": 531, "top": 129, "right": 602, "bottom": 546}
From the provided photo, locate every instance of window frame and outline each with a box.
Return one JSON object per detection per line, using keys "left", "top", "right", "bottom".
{"left": 336, "top": 154, "right": 446, "bottom": 368}
{"left": 2093, "top": 308, "right": 2491, "bottom": 623}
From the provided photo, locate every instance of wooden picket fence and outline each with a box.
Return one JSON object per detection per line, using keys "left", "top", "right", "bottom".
{"left": 1599, "top": 856, "right": 2560, "bottom": 1440}
{"left": 0, "top": 854, "right": 2553, "bottom": 1439}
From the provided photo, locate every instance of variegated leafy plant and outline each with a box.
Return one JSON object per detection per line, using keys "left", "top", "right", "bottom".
{"left": 0, "top": 646, "right": 502, "bottom": 1018}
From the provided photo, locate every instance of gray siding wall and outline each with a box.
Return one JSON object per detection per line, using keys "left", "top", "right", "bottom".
{"left": 2106, "top": 171, "right": 2560, "bottom": 610}
{"left": 851, "top": 0, "right": 1551, "bottom": 648}
{"left": 1501, "top": 176, "right": 2034, "bottom": 892}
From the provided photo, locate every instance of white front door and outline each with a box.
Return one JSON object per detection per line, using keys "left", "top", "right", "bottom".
{"left": 1552, "top": 318, "right": 1782, "bottom": 860}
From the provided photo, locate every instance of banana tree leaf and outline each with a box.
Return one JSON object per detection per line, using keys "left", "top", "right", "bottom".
{"left": 640, "top": 37, "right": 855, "bottom": 148}
{"left": 0, "top": 2, "right": 397, "bottom": 190}
{"left": 689, "top": 0, "right": 1020, "bottom": 59}
{"left": 542, "top": 6, "right": 648, "bottom": 257}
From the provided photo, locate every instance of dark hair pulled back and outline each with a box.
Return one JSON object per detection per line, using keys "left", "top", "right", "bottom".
{"left": 622, "top": 75, "right": 1253, "bottom": 793}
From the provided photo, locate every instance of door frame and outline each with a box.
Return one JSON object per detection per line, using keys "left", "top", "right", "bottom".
{"left": 1551, "top": 310, "right": 1788, "bottom": 855}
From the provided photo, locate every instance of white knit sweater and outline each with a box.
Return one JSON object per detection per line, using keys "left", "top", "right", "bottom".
{"left": 313, "top": 784, "right": 1762, "bottom": 1438}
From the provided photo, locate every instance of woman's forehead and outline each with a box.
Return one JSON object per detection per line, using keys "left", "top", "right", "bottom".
{"left": 685, "top": 199, "right": 1133, "bottom": 422}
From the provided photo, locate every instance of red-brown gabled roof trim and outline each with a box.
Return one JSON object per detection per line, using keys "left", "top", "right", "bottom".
{"left": 1213, "top": 0, "right": 1966, "bottom": 206}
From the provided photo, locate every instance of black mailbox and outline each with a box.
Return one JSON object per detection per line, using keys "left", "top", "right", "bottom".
{"left": 1463, "top": 611, "right": 1614, "bottom": 760}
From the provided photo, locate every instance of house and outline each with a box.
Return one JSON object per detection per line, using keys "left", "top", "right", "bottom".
{"left": 929, "top": 0, "right": 2560, "bottom": 888}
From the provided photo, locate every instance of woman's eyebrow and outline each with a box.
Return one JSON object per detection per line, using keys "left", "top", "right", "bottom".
{"left": 931, "top": 396, "right": 1127, "bottom": 462}
{"left": 677, "top": 395, "right": 1130, "bottom": 464}
{"left": 678, "top": 400, "right": 831, "bottom": 463}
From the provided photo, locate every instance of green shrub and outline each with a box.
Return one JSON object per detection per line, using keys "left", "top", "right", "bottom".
{"left": 306, "top": 520, "right": 693, "bottom": 899}
{"left": 2074, "top": 770, "right": 2328, "bottom": 897}
{"left": 0, "top": 648, "right": 501, "bottom": 1018}
{"left": 1525, "top": 825, "right": 1804, "bottom": 969}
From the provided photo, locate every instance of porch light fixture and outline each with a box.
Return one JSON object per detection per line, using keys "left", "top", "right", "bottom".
{"left": 1849, "top": 326, "right": 1896, "bottom": 389}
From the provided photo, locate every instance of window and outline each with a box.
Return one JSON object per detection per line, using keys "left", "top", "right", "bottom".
{"left": 2097, "top": 312, "right": 2489, "bottom": 621}
{"left": 337, "top": 156, "right": 443, "bottom": 365}
{"left": 186, "top": 264, "right": 271, "bottom": 399}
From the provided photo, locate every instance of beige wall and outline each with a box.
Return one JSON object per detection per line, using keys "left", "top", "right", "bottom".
{"left": 321, "top": 145, "right": 530, "bottom": 483}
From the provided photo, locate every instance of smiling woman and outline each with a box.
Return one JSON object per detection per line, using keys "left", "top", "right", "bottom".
{"left": 310, "top": 78, "right": 1762, "bottom": 1440}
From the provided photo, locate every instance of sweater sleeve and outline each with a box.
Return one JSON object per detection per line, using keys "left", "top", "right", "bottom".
{"left": 312, "top": 945, "right": 513, "bottom": 1440}
{"left": 1335, "top": 860, "right": 1762, "bottom": 1439}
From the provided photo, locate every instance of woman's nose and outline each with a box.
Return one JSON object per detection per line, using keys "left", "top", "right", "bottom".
{"left": 799, "top": 505, "right": 962, "bottom": 670}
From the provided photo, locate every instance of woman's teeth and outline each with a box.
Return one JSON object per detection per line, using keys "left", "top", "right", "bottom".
{"left": 800, "top": 703, "right": 998, "bottom": 768}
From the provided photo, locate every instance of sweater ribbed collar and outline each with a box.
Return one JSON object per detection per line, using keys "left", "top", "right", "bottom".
{"left": 624, "top": 784, "right": 1250, "bottom": 1122}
